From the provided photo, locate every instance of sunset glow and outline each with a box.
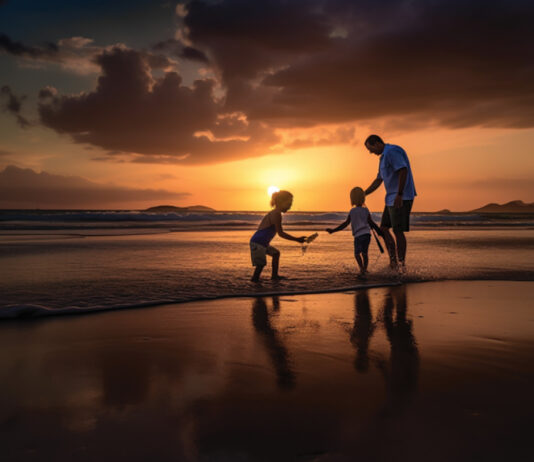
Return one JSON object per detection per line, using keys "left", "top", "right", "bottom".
{"left": 0, "top": 1, "right": 533, "bottom": 211}
{"left": 1, "top": 3, "right": 533, "bottom": 460}
{"left": 267, "top": 186, "right": 280, "bottom": 197}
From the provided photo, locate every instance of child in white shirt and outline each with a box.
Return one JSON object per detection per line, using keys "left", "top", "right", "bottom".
{"left": 326, "top": 187, "right": 382, "bottom": 277}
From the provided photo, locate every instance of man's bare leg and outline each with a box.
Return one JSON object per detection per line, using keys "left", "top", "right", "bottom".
{"left": 381, "top": 226, "right": 397, "bottom": 268}
{"left": 394, "top": 229, "right": 407, "bottom": 267}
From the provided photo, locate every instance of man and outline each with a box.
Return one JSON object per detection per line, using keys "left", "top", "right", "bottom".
{"left": 364, "top": 134, "right": 416, "bottom": 270}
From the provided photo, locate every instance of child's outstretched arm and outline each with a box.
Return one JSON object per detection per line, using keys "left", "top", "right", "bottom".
{"left": 326, "top": 215, "right": 350, "bottom": 234}
{"left": 368, "top": 214, "right": 382, "bottom": 236}
{"left": 273, "top": 210, "right": 306, "bottom": 243}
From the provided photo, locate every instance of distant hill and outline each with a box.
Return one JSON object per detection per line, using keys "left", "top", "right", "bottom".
{"left": 144, "top": 205, "right": 215, "bottom": 213}
{"left": 469, "top": 200, "right": 534, "bottom": 213}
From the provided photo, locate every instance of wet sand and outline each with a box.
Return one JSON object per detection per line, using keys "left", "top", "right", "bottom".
{"left": 1, "top": 281, "right": 533, "bottom": 461}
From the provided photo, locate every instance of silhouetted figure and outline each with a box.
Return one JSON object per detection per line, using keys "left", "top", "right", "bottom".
{"left": 326, "top": 187, "right": 382, "bottom": 278}
{"left": 378, "top": 286, "right": 419, "bottom": 417}
{"left": 350, "top": 290, "right": 376, "bottom": 372}
{"left": 251, "top": 297, "right": 296, "bottom": 389}
{"left": 363, "top": 135, "right": 417, "bottom": 271}
{"left": 249, "top": 190, "right": 306, "bottom": 282}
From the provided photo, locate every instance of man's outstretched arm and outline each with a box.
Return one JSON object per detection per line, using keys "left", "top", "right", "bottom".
{"left": 365, "top": 177, "right": 383, "bottom": 196}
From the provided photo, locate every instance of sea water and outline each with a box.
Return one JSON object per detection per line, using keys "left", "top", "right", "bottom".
{"left": 1, "top": 210, "right": 533, "bottom": 318}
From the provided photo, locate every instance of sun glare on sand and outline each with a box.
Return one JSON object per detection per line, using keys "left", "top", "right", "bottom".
{"left": 267, "top": 186, "right": 280, "bottom": 197}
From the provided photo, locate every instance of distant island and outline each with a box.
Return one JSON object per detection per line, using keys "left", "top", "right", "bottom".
{"left": 468, "top": 200, "right": 534, "bottom": 214}
{"left": 144, "top": 205, "right": 215, "bottom": 213}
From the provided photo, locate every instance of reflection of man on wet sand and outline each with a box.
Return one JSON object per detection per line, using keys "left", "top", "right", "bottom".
{"left": 378, "top": 285, "right": 419, "bottom": 416}
{"left": 350, "top": 290, "right": 376, "bottom": 372}
{"left": 251, "top": 297, "right": 295, "bottom": 389}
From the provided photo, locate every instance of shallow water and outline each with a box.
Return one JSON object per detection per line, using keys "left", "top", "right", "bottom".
{"left": 1, "top": 228, "right": 533, "bottom": 318}
{"left": 1, "top": 282, "right": 532, "bottom": 461}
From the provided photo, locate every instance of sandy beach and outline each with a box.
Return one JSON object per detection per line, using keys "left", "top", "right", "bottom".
{"left": 1, "top": 280, "right": 533, "bottom": 461}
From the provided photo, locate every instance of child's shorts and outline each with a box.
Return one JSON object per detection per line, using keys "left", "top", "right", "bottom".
{"left": 354, "top": 233, "right": 371, "bottom": 255}
{"left": 250, "top": 242, "right": 279, "bottom": 266}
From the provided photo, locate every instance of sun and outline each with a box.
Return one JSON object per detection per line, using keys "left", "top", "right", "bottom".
{"left": 267, "top": 185, "right": 280, "bottom": 197}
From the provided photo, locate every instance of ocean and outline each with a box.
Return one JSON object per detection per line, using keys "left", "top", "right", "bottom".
{"left": 1, "top": 209, "right": 533, "bottom": 319}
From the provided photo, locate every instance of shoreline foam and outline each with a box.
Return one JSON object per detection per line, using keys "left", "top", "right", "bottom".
{"left": 2, "top": 277, "right": 534, "bottom": 321}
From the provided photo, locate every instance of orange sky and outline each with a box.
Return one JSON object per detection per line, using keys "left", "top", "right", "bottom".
{"left": 1, "top": 115, "right": 533, "bottom": 211}
{"left": 1, "top": 1, "right": 534, "bottom": 211}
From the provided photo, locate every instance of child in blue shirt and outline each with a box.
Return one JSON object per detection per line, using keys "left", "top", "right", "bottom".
{"left": 326, "top": 187, "right": 382, "bottom": 277}
{"left": 250, "top": 190, "right": 306, "bottom": 282}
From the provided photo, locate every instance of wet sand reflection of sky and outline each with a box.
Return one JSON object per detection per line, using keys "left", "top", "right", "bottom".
{"left": 0, "top": 282, "right": 533, "bottom": 461}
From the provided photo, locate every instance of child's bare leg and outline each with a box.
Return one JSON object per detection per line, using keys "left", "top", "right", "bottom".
{"left": 251, "top": 265, "right": 264, "bottom": 282}
{"left": 271, "top": 250, "right": 284, "bottom": 280}
{"left": 380, "top": 226, "right": 397, "bottom": 268}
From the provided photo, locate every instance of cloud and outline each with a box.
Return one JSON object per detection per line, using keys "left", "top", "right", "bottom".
{"left": 181, "top": 0, "right": 534, "bottom": 129}
{"left": 0, "top": 165, "right": 190, "bottom": 208}
{"left": 0, "top": 33, "right": 58, "bottom": 58}
{"left": 282, "top": 125, "right": 356, "bottom": 150}
{"left": 39, "top": 46, "right": 280, "bottom": 164}
{"left": 1, "top": 34, "right": 174, "bottom": 75}
{"left": 22, "top": 0, "right": 534, "bottom": 166}
{"left": 0, "top": 85, "right": 31, "bottom": 128}
{"left": 152, "top": 38, "right": 209, "bottom": 63}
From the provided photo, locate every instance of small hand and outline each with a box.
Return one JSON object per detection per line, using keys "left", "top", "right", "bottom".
{"left": 394, "top": 194, "right": 403, "bottom": 209}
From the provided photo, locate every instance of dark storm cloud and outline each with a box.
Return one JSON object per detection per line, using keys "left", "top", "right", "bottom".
{"left": 0, "top": 33, "right": 58, "bottom": 58}
{"left": 1, "top": 34, "right": 174, "bottom": 74}
{"left": 183, "top": 0, "right": 333, "bottom": 113}
{"left": 181, "top": 0, "right": 534, "bottom": 129}
{"left": 39, "top": 46, "right": 279, "bottom": 164}
{"left": 152, "top": 38, "right": 209, "bottom": 63}
{"left": 0, "top": 165, "right": 190, "bottom": 208}
{"left": 1, "top": 85, "right": 31, "bottom": 128}
{"left": 29, "top": 0, "right": 534, "bottom": 164}
{"left": 38, "top": 86, "right": 58, "bottom": 99}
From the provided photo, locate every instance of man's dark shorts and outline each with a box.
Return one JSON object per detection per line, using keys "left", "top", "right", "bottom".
{"left": 354, "top": 233, "right": 371, "bottom": 255}
{"left": 380, "top": 200, "right": 414, "bottom": 232}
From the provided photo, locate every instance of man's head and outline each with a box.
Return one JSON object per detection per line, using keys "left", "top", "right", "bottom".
{"left": 364, "top": 134, "right": 385, "bottom": 155}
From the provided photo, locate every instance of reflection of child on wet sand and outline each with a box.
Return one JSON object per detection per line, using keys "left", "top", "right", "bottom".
{"left": 326, "top": 187, "right": 382, "bottom": 278}
{"left": 250, "top": 190, "right": 306, "bottom": 282}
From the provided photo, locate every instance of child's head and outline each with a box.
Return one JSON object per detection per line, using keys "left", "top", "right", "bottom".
{"left": 271, "top": 190, "right": 293, "bottom": 212}
{"left": 350, "top": 187, "right": 365, "bottom": 206}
